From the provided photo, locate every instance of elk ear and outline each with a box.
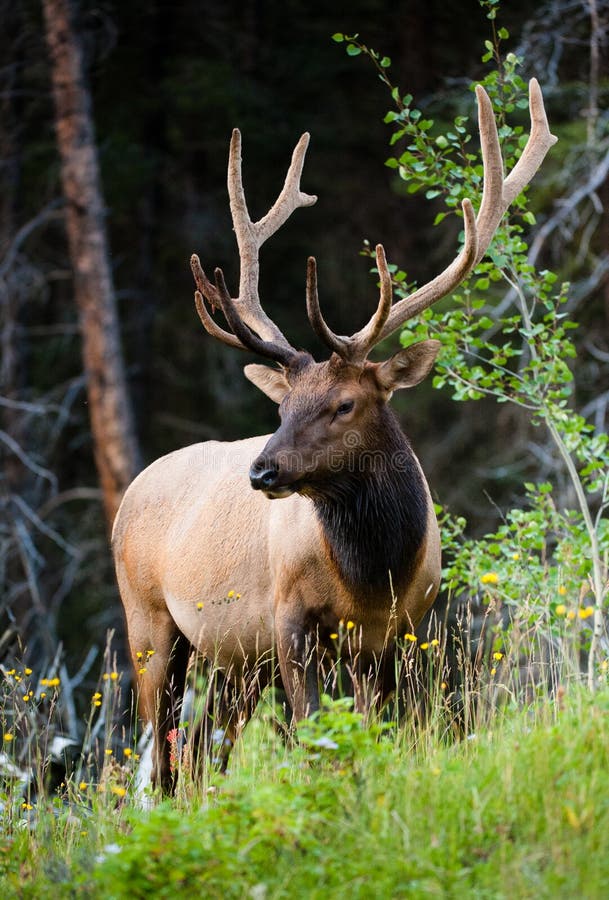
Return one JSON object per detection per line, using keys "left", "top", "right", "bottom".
{"left": 244, "top": 363, "right": 291, "bottom": 404}
{"left": 376, "top": 339, "right": 441, "bottom": 393}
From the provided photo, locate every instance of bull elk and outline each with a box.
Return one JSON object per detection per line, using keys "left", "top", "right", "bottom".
{"left": 112, "top": 80, "right": 556, "bottom": 791}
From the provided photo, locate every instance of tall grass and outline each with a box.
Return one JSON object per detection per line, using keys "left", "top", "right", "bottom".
{"left": 1, "top": 601, "right": 608, "bottom": 898}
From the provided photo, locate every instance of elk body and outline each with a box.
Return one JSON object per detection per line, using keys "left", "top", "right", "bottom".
{"left": 112, "top": 81, "right": 556, "bottom": 792}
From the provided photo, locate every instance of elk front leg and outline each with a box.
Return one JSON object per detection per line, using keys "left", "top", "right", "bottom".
{"left": 275, "top": 608, "right": 319, "bottom": 722}
{"left": 187, "top": 664, "right": 265, "bottom": 776}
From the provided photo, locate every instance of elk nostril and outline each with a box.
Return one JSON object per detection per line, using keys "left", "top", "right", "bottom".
{"left": 249, "top": 460, "right": 279, "bottom": 490}
{"left": 261, "top": 469, "right": 278, "bottom": 487}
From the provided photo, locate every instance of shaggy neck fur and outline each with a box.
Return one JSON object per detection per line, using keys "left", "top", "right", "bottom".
{"left": 312, "top": 408, "right": 428, "bottom": 594}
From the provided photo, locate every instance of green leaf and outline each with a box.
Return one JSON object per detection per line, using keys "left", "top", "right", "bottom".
{"left": 380, "top": 56, "right": 391, "bottom": 68}
{"left": 346, "top": 44, "right": 362, "bottom": 56}
{"left": 331, "top": 33, "right": 344, "bottom": 43}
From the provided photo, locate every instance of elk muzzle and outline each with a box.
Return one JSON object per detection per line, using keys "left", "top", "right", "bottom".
{"left": 249, "top": 457, "right": 280, "bottom": 492}
{"left": 249, "top": 428, "right": 303, "bottom": 498}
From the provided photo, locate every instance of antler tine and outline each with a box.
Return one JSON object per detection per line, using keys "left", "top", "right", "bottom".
{"left": 375, "top": 78, "right": 556, "bottom": 344}
{"left": 227, "top": 128, "right": 317, "bottom": 348}
{"left": 213, "top": 267, "right": 298, "bottom": 367}
{"left": 307, "top": 245, "right": 393, "bottom": 364}
{"left": 191, "top": 253, "right": 247, "bottom": 351}
{"left": 346, "top": 244, "right": 393, "bottom": 362}
{"left": 306, "top": 256, "right": 350, "bottom": 358}
{"left": 475, "top": 77, "right": 557, "bottom": 261}
{"left": 377, "top": 198, "right": 478, "bottom": 341}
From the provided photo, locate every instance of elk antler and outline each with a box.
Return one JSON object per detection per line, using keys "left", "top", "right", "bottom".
{"left": 192, "top": 129, "right": 317, "bottom": 365}
{"left": 306, "top": 243, "right": 394, "bottom": 365}
{"left": 376, "top": 78, "right": 557, "bottom": 342}
{"left": 308, "top": 78, "right": 556, "bottom": 363}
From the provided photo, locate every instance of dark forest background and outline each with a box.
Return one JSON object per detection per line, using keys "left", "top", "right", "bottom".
{"left": 1, "top": 0, "right": 608, "bottom": 720}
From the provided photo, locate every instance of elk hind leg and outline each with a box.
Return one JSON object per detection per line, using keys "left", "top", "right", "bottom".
{"left": 125, "top": 604, "right": 190, "bottom": 794}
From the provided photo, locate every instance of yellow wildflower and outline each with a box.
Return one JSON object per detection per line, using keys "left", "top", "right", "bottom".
{"left": 492, "top": 651, "right": 503, "bottom": 661}
{"left": 105, "top": 748, "right": 113, "bottom": 756}
{"left": 111, "top": 786, "right": 127, "bottom": 797}
{"left": 3, "top": 733, "right": 14, "bottom": 742}
{"left": 481, "top": 572, "right": 499, "bottom": 586}
{"left": 558, "top": 585, "right": 567, "bottom": 596}
{"left": 110, "top": 672, "right": 119, "bottom": 681}
{"left": 227, "top": 590, "right": 235, "bottom": 599}
{"left": 136, "top": 651, "right": 143, "bottom": 659}
{"left": 420, "top": 642, "right": 429, "bottom": 650}
{"left": 138, "top": 667, "right": 147, "bottom": 675}
{"left": 512, "top": 552, "right": 520, "bottom": 561}
{"left": 123, "top": 747, "right": 133, "bottom": 758}
{"left": 404, "top": 633, "right": 417, "bottom": 643}
{"left": 566, "top": 610, "right": 576, "bottom": 621}
{"left": 196, "top": 602, "right": 204, "bottom": 610}
{"left": 24, "top": 668, "right": 32, "bottom": 676}
{"left": 579, "top": 606, "right": 594, "bottom": 620}
{"left": 329, "top": 633, "right": 338, "bottom": 640}
{"left": 555, "top": 604, "right": 567, "bottom": 616}
{"left": 430, "top": 638, "right": 440, "bottom": 647}
{"left": 491, "top": 667, "right": 497, "bottom": 676}
{"left": 346, "top": 620, "right": 355, "bottom": 630}
{"left": 79, "top": 782, "right": 88, "bottom": 791}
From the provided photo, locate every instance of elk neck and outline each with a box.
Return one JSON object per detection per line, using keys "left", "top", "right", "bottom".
{"left": 311, "top": 406, "right": 428, "bottom": 595}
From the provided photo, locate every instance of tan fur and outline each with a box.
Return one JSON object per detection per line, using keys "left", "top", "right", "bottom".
{"left": 113, "top": 430, "right": 440, "bottom": 789}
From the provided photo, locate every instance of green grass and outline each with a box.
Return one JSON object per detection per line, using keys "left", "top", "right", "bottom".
{"left": 3, "top": 685, "right": 609, "bottom": 898}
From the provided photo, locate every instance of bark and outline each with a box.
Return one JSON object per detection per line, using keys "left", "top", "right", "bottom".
{"left": 42, "top": 0, "right": 141, "bottom": 528}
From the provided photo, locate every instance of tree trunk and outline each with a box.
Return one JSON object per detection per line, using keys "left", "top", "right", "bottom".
{"left": 42, "top": 0, "right": 141, "bottom": 528}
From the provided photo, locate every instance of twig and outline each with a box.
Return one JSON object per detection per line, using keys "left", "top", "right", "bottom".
{"left": 0, "top": 430, "right": 58, "bottom": 491}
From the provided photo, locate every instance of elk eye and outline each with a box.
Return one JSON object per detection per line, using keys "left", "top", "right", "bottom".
{"left": 336, "top": 400, "right": 354, "bottom": 416}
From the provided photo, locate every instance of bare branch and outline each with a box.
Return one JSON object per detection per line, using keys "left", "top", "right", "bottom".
{"left": 0, "top": 201, "right": 62, "bottom": 281}
{"left": 0, "top": 429, "right": 58, "bottom": 490}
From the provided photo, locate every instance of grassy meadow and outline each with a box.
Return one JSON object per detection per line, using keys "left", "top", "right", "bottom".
{"left": 2, "top": 615, "right": 609, "bottom": 899}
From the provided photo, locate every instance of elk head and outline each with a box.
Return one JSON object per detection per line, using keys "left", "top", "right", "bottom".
{"left": 191, "top": 80, "right": 556, "bottom": 499}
